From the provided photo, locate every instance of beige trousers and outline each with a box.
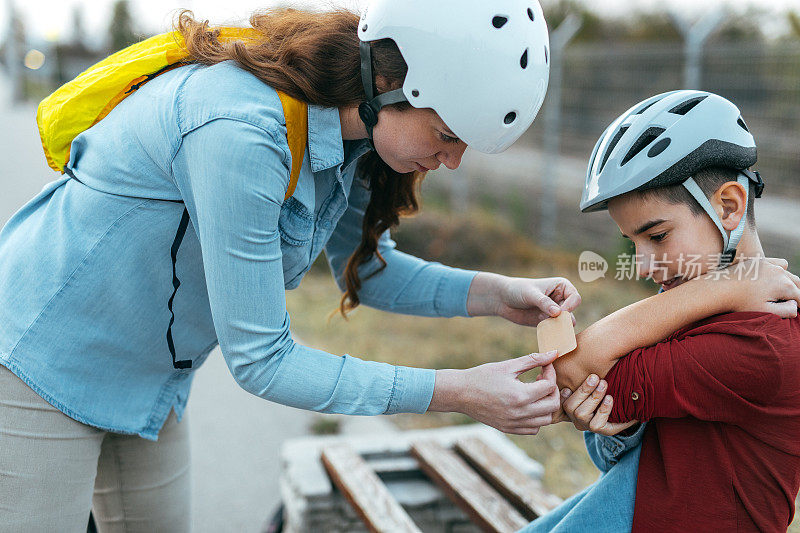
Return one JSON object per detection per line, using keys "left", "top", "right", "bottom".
{"left": 0, "top": 364, "right": 191, "bottom": 532}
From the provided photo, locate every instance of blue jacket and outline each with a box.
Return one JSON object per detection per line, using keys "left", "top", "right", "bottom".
{"left": 0, "top": 61, "right": 478, "bottom": 440}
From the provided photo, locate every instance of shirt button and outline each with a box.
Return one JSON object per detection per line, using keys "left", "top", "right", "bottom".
{"left": 631, "top": 392, "right": 640, "bottom": 401}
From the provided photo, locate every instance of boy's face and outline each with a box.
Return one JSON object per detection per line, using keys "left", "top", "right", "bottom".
{"left": 608, "top": 192, "right": 723, "bottom": 291}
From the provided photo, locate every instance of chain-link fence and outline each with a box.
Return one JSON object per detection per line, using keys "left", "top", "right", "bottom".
{"left": 429, "top": 38, "right": 800, "bottom": 258}
{"left": 540, "top": 41, "right": 800, "bottom": 194}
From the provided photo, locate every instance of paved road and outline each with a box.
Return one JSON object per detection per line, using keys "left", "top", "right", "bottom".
{"left": 0, "top": 101, "right": 315, "bottom": 532}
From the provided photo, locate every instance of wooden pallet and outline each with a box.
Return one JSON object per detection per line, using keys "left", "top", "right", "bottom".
{"left": 321, "top": 436, "right": 562, "bottom": 533}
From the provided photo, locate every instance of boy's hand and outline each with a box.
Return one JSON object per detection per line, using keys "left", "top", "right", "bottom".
{"left": 719, "top": 257, "right": 800, "bottom": 318}
{"left": 554, "top": 374, "right": 639, "bottom": 436}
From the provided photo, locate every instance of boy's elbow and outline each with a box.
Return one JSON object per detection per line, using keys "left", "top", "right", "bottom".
{"left": 553, "top": 355, "right": 594, "bottom": 392}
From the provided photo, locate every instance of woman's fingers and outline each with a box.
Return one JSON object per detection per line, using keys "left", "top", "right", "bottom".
{"left": 505, "top": 426, "right": 541, "bottom": 436}
{"left": 507, "top": 351, "right": 559, "bottom": 375}
{"left": 540, "top": 362, "right": 556, "bottom": 384}
{"left": 519, "top": 383, "right": 561, "bottom": 417}
{"left": 559, "top": 282, "right": 582, "bottom": 313}
{"left": 509, "top": 413, "right": 554, "bottom": 428}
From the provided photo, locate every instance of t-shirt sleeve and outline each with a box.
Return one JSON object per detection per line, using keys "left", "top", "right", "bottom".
{"left": 604, "top": 318, "right": 784, "bottom": 424}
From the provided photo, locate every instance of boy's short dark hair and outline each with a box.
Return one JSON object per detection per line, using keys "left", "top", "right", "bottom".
{"left": 639, "top": 166, "right": 757, "bottom": 226}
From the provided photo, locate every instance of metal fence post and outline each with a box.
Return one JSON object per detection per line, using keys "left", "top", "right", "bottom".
{"left": 670, "top": 7, "right": 727, "bottom": 89}
{"left": 538, "top": 14, "right": 581, "bottom": 246}
{"left": 4, "top": 0, "right": 24, "bottom": 104}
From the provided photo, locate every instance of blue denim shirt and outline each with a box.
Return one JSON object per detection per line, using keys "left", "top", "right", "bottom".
{"left": 0, "top": 61, "right": 478, "bottom": 440}
{"left": 519, "top": 424, "right": 645, "bottom": 533}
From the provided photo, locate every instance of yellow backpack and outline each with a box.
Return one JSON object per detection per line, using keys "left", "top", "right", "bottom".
{"left": 36, "top": 27, "right": 308, "bottom": 201}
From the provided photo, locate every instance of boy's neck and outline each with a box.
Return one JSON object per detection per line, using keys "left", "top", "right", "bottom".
{"left": 734, "top": 227, "right": 764, "bottom": 261}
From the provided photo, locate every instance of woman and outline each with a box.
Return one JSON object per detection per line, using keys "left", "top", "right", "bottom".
{"left": 0, "top": 2, "right": 569, "bottom": 530}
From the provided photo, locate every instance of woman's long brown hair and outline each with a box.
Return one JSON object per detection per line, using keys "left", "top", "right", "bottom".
{"left": 175, "top": 9, "right": 424, "bottom": 317}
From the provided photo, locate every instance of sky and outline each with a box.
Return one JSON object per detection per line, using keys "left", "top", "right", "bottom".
{"left": 4, "top": 0, "right": 799, "bottom": 46}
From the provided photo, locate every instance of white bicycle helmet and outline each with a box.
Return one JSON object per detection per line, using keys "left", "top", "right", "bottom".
{"left": 358, "top": 0, "right": 550, "bottom": 154}
{"left": 581, "top": 90, "right": 764, "bottom": 265}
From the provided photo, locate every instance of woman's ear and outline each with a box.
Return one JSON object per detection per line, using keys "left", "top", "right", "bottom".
{"left": 714, "top": 181, "right": 748, "bottom": 231}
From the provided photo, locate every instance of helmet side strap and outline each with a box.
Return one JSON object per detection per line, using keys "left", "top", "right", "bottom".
{"left": 682, "top": 174, "right": 751, "bottom": 267}
{"left": 358, "top": 40, "right": 408, "bottom": 146}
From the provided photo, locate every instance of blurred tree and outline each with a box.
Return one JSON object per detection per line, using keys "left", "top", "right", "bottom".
{"left": 712, "top": 7, "right": 765, "bottom": 43}
{"left": 2, "top": 0, "right": 27, "bottom": 101}
{"left": 53, "top": 5, "right": 92, "bottom": 86}
{"left": 71, "top": 5, "right": 87, "bottom": 47}
{"left": 625, "top": 12, "right": 681, "bottom": 42}
{"left": 108, "top": 0, "right": 138, "bottom": 53}
{"left": 789, "top": 11, "right": 800, "bottom": 39}
{"left": 542, "top": 0, "right": 607, "bottom": 43}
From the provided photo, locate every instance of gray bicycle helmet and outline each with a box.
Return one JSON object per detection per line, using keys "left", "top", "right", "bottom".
{"left": 580, "top": 90, "right": 764, "bottom": 265}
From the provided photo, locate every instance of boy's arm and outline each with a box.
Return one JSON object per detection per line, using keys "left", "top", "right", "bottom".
{"left": 553, "top": 276, "right": 732, "bottom": 391}
{"left": 553, "top": 259, "right": 800, "bottom": 392}
{"left": 602, "top": 314, "right": 786, "bottom": 424}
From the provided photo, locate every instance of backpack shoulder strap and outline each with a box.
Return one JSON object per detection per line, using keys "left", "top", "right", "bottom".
{"left": 276, "top": 91, "right": 308, "bottom": 201}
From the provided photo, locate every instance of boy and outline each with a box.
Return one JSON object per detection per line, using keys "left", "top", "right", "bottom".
{"left": 526, "top": 90, "right": 800, "bottom": 532}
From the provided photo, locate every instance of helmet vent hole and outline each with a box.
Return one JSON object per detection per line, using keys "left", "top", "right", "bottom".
{"left": 737, "top": 116, "right": 750, "bottom": 132}
{"left": 621, "top": 127, "right": 666, "bottom": 166}
{"left": 634, "top": 99, "right": 659, "bottom": 115}
{"left": 668, "top": 96, "right": 707, "bottom": 116}
{"left": 492, "top": 16, "right": 508, "bottom": 29}
{"left": 544, "top": 46, "right": 548, "bottom": 64}
{"left": 411, "top": 89, "right": 420, "bottom": 97}
{"left": 504, "top": 112, "right": 517, "bottom": 125}
{"left": 527, "top": 8, "right": 535, "bottom": 21}
{"left": 520, "top": 49, "right": 529, "bottom": 69}
{"left": 599, "top": 126, "right": 628, "bottom": 172}
{"left": 647, "top": 137, "right": 672, "bottom": 158}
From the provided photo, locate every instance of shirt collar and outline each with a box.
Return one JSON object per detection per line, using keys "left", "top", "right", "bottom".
{"left": 307, "top": 104, "right": 372, "bottom": 176}
{"left": 307, "top": 104, "right": 345, "bottom": 172}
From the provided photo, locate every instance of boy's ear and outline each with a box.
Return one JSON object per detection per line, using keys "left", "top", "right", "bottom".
{"left": 713, "top": 181, "right": 748, "bottom": 231}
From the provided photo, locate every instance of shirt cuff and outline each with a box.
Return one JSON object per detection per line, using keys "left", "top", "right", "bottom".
{"left": 384, "top": 366, "right": 436, "bottom": 415}
{"left": 433, "top": 267, "right": 480, "bottom": 318}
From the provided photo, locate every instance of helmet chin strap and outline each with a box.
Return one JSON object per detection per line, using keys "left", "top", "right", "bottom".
{"left": 682, "top": 173, "right": 751, "bottom": 267}
{"left": 358, "top": 41, "right": 408, "bottom": 148}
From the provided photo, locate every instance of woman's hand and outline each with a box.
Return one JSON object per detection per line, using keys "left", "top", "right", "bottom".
{"left": 552, "top": 374, "right": 639, "bottom": 436}
{"left": 715, "top": 257, "right": 800, "bottom": 318}
{"left": 428, "top": 350, "right": 561, "bottom": 435}
{"left": 467, "top": 272, "right": 581, "bottom": 326}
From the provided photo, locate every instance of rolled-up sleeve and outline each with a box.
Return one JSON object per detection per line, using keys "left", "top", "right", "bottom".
{"left": 604, "top": 326, "right": 783, "bottom": 425}
{"left": 325, "top": 175, "right": 479, "bottom": 318}
{"left": 170, "top": 117, "right": 434, "bottom": 415}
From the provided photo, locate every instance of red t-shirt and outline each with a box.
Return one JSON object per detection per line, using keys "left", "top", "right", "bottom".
{"left": 604, "top": 312, "right": 800, "bottom": 532}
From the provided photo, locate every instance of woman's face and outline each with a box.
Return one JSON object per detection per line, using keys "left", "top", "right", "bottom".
{"left": 371, "top": 105, "right": 468, "bottom": 174}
